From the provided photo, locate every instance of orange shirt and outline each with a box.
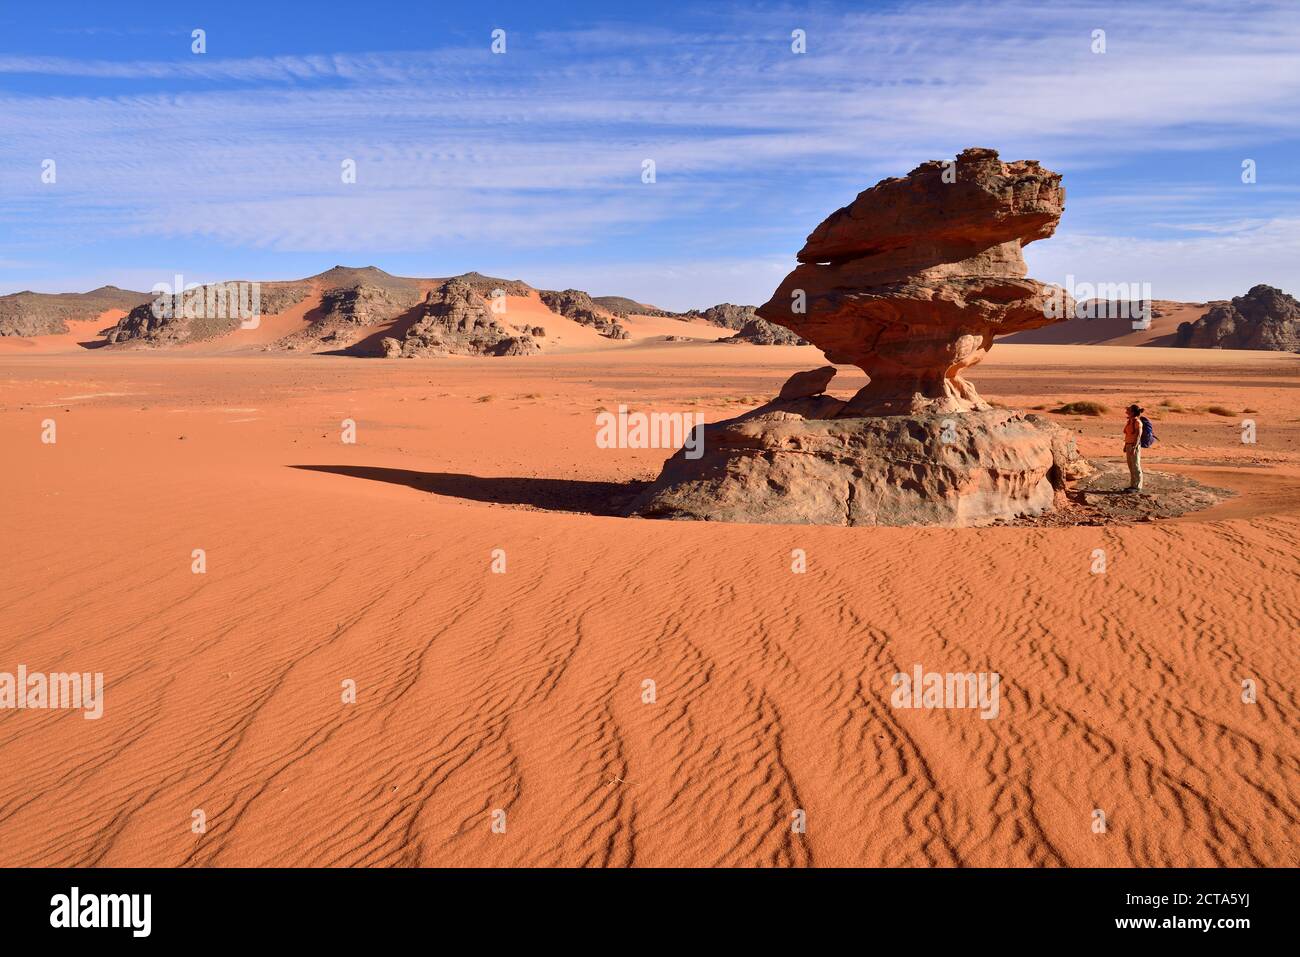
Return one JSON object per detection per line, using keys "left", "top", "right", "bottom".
{"left": 1124, "top": 417, "right": 1140, "bottom": 443}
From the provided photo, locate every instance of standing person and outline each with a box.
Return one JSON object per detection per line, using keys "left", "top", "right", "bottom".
{"left": 1123, "top": 404, "right": 1145, "bottom": 492}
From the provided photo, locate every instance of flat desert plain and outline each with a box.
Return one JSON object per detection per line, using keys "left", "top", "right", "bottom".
{"left": 0, "top": 340, "right": 1297, "bottom": 867}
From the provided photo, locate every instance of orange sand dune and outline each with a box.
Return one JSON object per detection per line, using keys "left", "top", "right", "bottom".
{"left": 179, "top": 284, "right": 323, "bottom": 351}
{"left": 0, "top": 343, "right": 1295, "bottom": 866}
{"left": 1002, "top": 301, "right": 1209, "bottom": 347}
{"left": 498, "top": 292, "right": 616, "bottom": 352}
{"left": 618, "top": 312, "right": 732, "bottom": 341}
{"left": 21, "top": 289, "right": 730, "bottom": 356}
{"left": 0, "top": 309, "right": 127, "bottom": 354}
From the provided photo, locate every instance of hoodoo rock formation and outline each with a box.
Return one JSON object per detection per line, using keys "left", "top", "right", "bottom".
{"left": 630, "top": 148, "right": 1091, "bottom": 527}
{"left": 757, "top": 147, "right": 1068, "bottom": 414}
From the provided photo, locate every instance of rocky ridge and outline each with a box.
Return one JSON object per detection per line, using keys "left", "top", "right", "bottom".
{"left": 0, "top": 286, "right": 151, "bottom": 337}
{"left": 1176, "top": 284, "right": 1300, "bottom": 351}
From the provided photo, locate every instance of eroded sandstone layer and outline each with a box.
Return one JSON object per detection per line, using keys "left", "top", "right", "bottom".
{"left": 632, "top": 148, "right": 1092, "bottom": 527}
{"left": 629, "top": 368, "right": 1090, "bottom": 526}
{"left": 757, "top": 146, "right": 1067, "bottom": 415}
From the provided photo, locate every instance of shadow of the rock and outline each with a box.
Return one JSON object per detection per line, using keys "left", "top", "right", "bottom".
{"left": 290, "top": 465, "right": 641, "bottom": 516}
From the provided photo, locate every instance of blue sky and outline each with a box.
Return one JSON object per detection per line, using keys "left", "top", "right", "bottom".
{"left": 2, "top": 0, "right": 1299, "bottom": 310}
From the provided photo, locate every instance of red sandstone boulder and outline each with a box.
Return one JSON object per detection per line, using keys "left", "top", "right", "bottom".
{"left": 757, "top": 147, "right": 1071, "bottom": 414}
{"left": 630, "top": 409, "right": 1084, "bottom": 527}
{"left": 630, "top": 148, "right": 1093, "bottom": 527}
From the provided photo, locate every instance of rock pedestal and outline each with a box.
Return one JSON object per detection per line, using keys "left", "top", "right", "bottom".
{"left": 629, "top": 390, "right": 1089, "bottom": 527}
{"left": 632, "top": 148, "right": 1093, "bottom": 527}
{"left": 757, "top": 147, "right": 1069, "bottom": 415}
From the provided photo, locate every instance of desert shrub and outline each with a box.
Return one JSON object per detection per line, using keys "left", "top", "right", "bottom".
{"left": 1051, "top": 401, "right": 1108, "bottom": 416}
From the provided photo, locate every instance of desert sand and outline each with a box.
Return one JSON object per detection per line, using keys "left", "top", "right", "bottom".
{"left": 0, "top": 310, "right": 129, "bottom": 354}
{"left": 0, "top": 333, "right": 1296, "bottom": 867}
{"left": 1002, "top": 300, "right": 1211, "bottom": 347}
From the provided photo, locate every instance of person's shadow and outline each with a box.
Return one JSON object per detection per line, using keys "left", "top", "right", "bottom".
{"left": 289, "top": 465, "right": 642, "bottom": 516}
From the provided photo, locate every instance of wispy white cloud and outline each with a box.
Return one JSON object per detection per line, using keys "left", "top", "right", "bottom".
{"left": 1026, "top": 217, "right": 1300, "bottom": 303}
{"left": 1, "top": 0, "right": 1299, "bottom": 302}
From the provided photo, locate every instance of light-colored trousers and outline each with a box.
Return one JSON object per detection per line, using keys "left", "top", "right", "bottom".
{"left": 1125, "top": 443, "right": 1143, "bottom": 489}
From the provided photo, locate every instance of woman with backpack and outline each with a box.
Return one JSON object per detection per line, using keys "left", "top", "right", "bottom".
{"left": 1123, "top": 403, "right": 1155, "bottom": 492}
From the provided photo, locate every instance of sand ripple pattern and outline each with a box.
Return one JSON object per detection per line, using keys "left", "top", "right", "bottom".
{"left": 1, "top": 475, "right": 1295, "bottom": 867}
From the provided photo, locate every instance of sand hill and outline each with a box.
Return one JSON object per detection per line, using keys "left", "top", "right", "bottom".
{"left": 999, "top": 300, "right": 1212, "bottom": 347}
{"left": 0, "top": 286, "right": 151, "bottom": 338}
{"left": 2, "top": 267, "right": 786, "bottom": 357}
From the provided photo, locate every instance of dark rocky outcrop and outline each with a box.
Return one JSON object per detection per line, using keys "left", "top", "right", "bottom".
{"left": 447, "top": 272, "right": 533, "bottom": 298}
{"left": 684, "top": 303, "right": 758, "bottom": 330}
{"left": 778, "top": 365, "right": 837, "bottom": 400}
{"left": 273, "top": 268, "right": 422, "bottom": 351}
{"left": 107, "top": 281, "right": 310, "bottom": 346}
{"left": 718, "top": 317, "right": 808, "bottom": 345}
{"left": 592, "top": 295, "right": 671, "bottom": 317}
{"left": 1175, "top": 285, "right": 1300, "bottom": 351}
{"left": 380, "top": 280, "right": 540, "bottom": 357}
{"left": 538, "top": 289, "right": 629, "bottom": 339}
{"left": 316, "top": 283, "right": 422, "bottom": 328}
{"left": 0, "top": 286, "right": 151, "bottom": 337}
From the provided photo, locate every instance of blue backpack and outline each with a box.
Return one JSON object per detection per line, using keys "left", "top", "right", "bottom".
{"left": 1139, "top": 415, "right": 1157, "bottom": 449}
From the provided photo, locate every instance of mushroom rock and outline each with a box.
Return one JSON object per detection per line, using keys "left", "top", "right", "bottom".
{"left": 758, "top": 146, "right": 1069, "bottom": 415}
{"left": 629, "top": 148, "right": 1093, "bottom": 527}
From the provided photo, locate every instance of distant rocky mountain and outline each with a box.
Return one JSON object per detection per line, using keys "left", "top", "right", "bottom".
{"left": 538, "top": 289, "right": 629, "bottom": 339}
{"left": 592, "top": 299, "right": 761, "bottom": 329}
{"left": 20, "top": 269, "right": 1300, "bottom": 358}
{"left": 277, "top": 282, "right": 421, "bottom": 351}
{"left": 10, "top": 269, "right": 774, "bottom": 352}
{"left": 450, "top": 271, "right": 533, "bottom": 298}
{"left": 591, "top": 295, "right": 670, "bottom": 317}
{"left": 107, "top": 281, "right": 311, "bottom": 346}
{"left": 682, "top": 303, "right": 759, "bottom": 330}
{"left": 93, "top": 266, "right": 553, "bottom": 352}
{"left": 1176, "top": 284, "right": 1300, "bottom": 351}
{"left": 307, "top": 265, "right": 416, "bottom": 293}
{"left": 718, "top": 317, "right": 808, "bottom": 345}
{"left": 0, "top": 265, "right": 945, "bottom": 356}
{"left": 0, "top": 286, "right": 151, "bottom": 337}
{"left": 380, "top": 280, "right": 540, "bottom": 358}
